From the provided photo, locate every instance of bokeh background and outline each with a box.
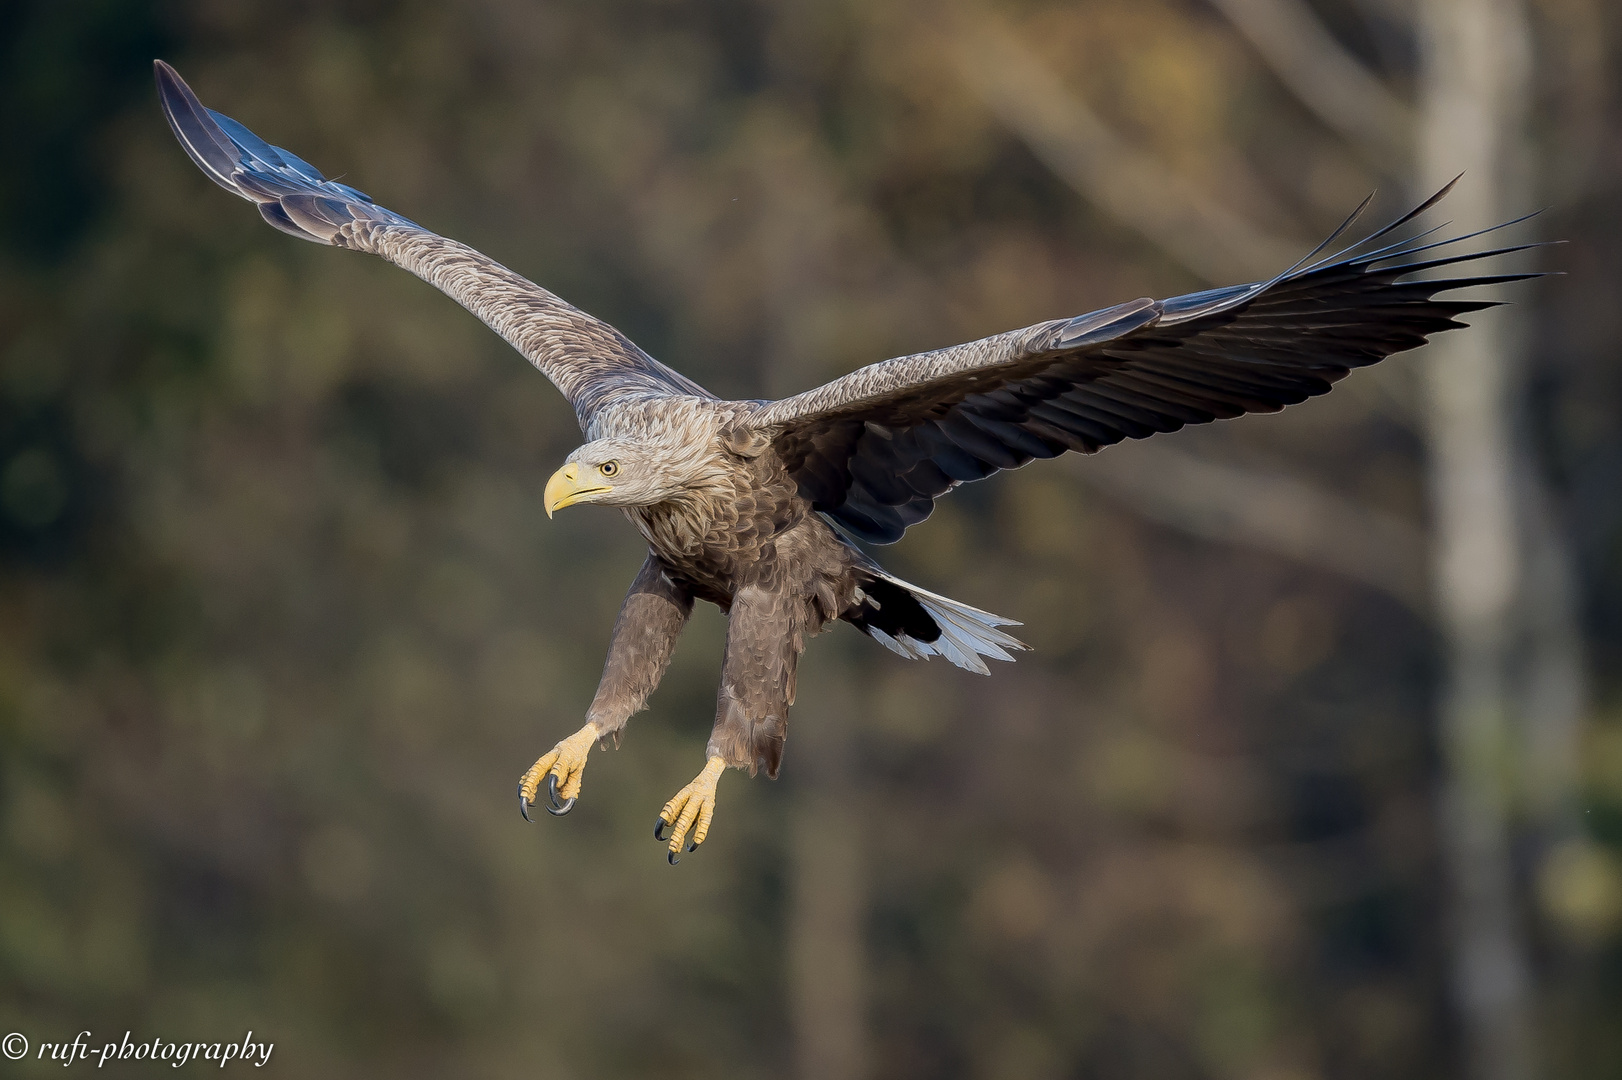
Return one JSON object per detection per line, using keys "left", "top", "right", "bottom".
{"left": 1, "top": 0, "right": 1619, "bottom": 1077}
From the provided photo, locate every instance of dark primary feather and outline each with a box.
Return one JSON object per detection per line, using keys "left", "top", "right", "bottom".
{"left": 749, "top": 183, "right": 1541, "bottom": 543}
{"left": 155, "top": 60, "right": 712, "bottom": 428}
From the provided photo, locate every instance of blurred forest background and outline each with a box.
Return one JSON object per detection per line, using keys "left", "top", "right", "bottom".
{"left": 1, "top": 0, "right": 1619, "bottom": 1077}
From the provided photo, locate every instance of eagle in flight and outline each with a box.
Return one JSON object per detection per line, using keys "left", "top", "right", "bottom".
{"left": 157, "top": 61, "right": 1533, "bottom": 863}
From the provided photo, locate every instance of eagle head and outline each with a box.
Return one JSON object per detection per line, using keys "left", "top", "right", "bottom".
{"left": 545, "top": 437, "right": 703, "bottom": 516}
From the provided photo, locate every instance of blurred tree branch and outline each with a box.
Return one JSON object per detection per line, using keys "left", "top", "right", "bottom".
{"left": 1073, "top": 441, "right": 1427, "bottom": 613}
{"left": 1207, "top": 0, "right": 1414, "bottom": 166}
{"left": 946, "top": 5, "right": 1301, "bottom": 283}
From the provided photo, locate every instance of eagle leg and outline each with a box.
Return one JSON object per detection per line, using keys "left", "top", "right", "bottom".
{"left": 654, "top": 584, "right": 800, "bottom": 861}
{"left": 656, "top": 756, "right": 727, "bottom": 864}
{"left": 518, "top": 555, "right": 693, "bottom": 823}
{"left": 517, "top": 722, "right": 597, "bottom": 820}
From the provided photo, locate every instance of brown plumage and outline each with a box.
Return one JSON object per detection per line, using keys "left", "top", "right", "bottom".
{"left": 157, "top": 61, "right": 1537, "bottom": 861}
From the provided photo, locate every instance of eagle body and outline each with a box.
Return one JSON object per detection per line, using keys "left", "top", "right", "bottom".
{"left": 588, "top": 394, "right": 974, "bottom": 778}
{"left": 156, "top": 61, "right": 1539, "bottom": 860}
{"left": 597, "top": 397, "right": 864, "bottom": 778}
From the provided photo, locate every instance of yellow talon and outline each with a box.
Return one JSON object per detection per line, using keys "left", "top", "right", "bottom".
{"left": 657, "top": 756, "right": 727, "bottom": 862}
{"left": 518, "top": 723, "right": 598, "bottom": 817}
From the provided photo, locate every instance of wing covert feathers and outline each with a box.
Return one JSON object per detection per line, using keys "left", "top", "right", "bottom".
{"left": 752, "top": 184, "right": 1540, "bottom": 544}
{"left": 155, "top": 60, "right": 710, "bottom": 426}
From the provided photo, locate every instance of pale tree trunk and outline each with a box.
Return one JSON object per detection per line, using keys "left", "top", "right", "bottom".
{"left": 1519, "top": 476, "right": 1587, "bottom": 833}
{"left": 1416, "top": 1, "right": 1537, "bottom": 1077}
{"left": 787, "top": 674, "right": 868, "bottom": 1080}
{"left": 751, "top": 158, "right": 870, "bottom": 1080}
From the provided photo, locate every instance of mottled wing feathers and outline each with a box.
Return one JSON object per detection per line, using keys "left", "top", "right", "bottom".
{"left": 155, "top": 61, "right": 711, "bottom": 427}
{"left": 750, "top": 185, "right": 1537, "bottom": 544}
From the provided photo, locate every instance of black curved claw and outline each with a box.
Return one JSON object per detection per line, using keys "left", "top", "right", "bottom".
{"left": 654, "top": 817, "right": 669, "bottom": 841}
{"left": 546, "top": 773, "right": 575, "bottom": 817}
{"left": 668, "top": 850, "right": 680, "bottom": 866}
{"left": 687, "top": 840, "right": 698, "bottom": 853}
{"left": 519, "top": 795, "right": 532, "bottom": 822}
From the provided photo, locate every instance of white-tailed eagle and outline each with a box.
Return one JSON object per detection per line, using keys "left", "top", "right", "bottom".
{"left": 157, "top": 61, "right": 1534, "bottom": 862}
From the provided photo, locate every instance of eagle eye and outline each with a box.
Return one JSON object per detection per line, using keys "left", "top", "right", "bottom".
{"left": 599, "top": 460, "right": 619, "bottom": 478}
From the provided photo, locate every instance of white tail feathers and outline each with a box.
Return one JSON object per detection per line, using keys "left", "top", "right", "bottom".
{"left": 859, "top": 569, "right": 1027, "bottom": 676}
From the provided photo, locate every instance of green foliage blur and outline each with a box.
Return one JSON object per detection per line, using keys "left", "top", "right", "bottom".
{"left": 1, "top": 1, "right": 1619, "bottom": 1077}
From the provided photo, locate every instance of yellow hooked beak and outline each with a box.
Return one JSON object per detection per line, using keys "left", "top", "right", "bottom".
{"left": 544, "top": 462, "right": 613, "bottom": 518}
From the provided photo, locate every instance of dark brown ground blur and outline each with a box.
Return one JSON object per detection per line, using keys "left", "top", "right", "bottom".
{"left": 1, "top": 2, "right": 1619, "bottom": 1077}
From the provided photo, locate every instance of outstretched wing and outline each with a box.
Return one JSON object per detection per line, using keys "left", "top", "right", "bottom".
{"left": 748, "top": 183, "right": 1538, "bottom": 543}
{"left": 155, "top": 61, "right": 711, "bottom": 428}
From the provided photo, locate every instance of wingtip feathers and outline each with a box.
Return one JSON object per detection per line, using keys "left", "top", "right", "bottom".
{"left": 154, "top": 60, "right": 421, "bottom": 247}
